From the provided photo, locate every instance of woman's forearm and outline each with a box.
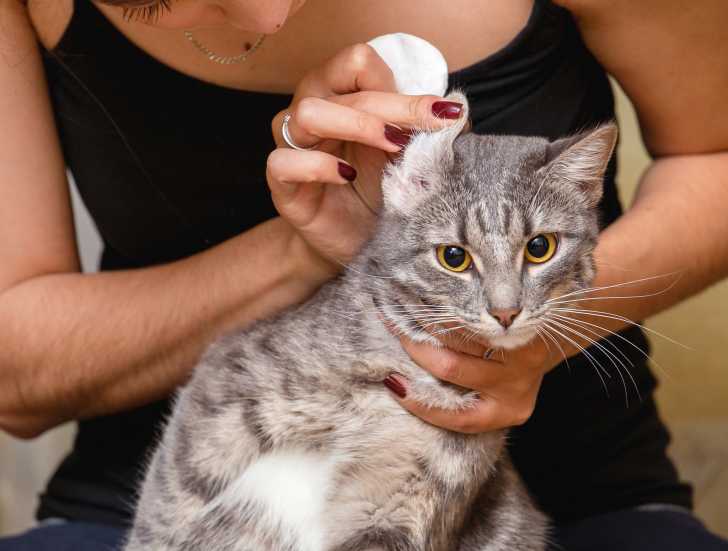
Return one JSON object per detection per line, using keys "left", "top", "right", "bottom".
{"left": 0, "top": 217, "right": 332, "bottom": 438}
{"left": 561, "top": 151, "right": 728, "bottom": 345}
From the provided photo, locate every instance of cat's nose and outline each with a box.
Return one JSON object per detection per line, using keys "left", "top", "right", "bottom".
{"left": 488, "top": 307, "right": 522, "bottom": 329}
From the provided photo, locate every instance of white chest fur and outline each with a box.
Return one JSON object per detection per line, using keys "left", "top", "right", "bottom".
{"left": 208, "top": 450, "right": 339, "bottom": 551}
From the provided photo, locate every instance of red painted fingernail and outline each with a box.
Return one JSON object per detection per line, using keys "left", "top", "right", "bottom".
{"left": 338, "top": 162, "right": 357, "bottom": 182}
{"left": 432, "top": 101, "right": 463, "bottom": 119}
{"left": 384, "top": 124, "right": 410, "bottom": 147}
{"left": 383, "top": 375, "right": 407, "bottom": 398}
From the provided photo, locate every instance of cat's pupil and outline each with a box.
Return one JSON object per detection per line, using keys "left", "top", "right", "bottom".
{"left": 527, "top": 236, "right": 549, "bottom": 258}
{"left": 444, "top": 247, "right": 466, "bottom": 268}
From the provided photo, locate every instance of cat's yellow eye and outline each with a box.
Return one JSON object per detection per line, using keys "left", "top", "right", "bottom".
{"left": 437, "top": 245, "right": 472, "bottom": 272}
{"left": 524, "top": 233, "right": 558, "bottom": 264}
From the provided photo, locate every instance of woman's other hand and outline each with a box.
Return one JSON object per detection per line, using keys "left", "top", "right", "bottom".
{"left": 385, "top": 332, "right": 562, "bottom": 433}
{"left": 266, "top": 43, "right": 464, "bottom": 268}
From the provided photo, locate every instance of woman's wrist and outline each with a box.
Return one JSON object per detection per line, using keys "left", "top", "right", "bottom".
{"left": 283, "top": 219, "right": 340, "bottom": 290}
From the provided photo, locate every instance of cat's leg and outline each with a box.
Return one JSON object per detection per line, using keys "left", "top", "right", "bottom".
{"left": 457, "top": 458, "right": 549, "bottom": 551}
{"left": 123, "top": 348, "right": 273, "bottom": 550}
{"left": 124, "top": 332, "right": 348, "bottom": 551}
{"left": 126, "top": 407, "right": 337, "bottom": 551}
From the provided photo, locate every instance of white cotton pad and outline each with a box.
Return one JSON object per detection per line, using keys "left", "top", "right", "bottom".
{"left": 367, "top": 33, "right": 449, "bottom": 96}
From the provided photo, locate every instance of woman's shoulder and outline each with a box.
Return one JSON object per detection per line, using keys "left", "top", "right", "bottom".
{"left": 27, "top": 0, "right": 73, "bottom": 50}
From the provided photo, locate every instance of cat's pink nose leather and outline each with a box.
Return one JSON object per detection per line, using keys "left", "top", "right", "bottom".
{"left": 488, "top": 308, "right": 522, "bottom": 329}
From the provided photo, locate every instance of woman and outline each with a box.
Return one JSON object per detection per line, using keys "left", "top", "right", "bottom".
{"left": 0, "top": 0, "right": 727, "bottom": 549}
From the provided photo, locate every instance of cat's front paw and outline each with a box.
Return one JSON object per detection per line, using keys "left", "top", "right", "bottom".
{"left": 405, "top": 373, "right": 480, "bottom": 412}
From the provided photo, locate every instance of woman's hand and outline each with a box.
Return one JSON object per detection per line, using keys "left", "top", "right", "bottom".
{"left": 385, "top": 333, "right": 566, "bottom": 433}
{"left": 266, "top": 43, "right": 464, "bottom": 268}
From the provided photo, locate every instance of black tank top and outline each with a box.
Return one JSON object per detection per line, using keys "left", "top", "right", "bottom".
{"left": 38, "top": 0, "right": 692, "bottom": 527}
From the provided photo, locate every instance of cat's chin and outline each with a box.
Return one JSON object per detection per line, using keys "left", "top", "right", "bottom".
{"left": 487, "top": 329, "right": 538, "bottom": 350}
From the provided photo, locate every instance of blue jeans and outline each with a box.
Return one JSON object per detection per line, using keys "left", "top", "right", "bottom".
{"left": 550, "top": 507, "right": 728, "bottom": 551}
{"left": 0, "top": 520, "right": 126, "bottom": 551}
{"left": 0, "top": 509, "right": 726, "bottom": 550}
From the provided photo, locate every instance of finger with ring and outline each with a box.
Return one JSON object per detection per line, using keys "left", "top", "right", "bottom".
{"left": 282, "top": 113, "right": 318, "bottom": 151}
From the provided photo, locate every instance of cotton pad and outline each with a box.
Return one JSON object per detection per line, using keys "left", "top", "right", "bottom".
{"left": 367, "top": 33, "right": 449, "bottom": 96}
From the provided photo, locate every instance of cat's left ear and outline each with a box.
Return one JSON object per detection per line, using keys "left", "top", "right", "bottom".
{"left": 381, "top": 91, "right": 470, "bottom": 214}
{"left": 543, "top": 123, "right": 618, "bottom": 207}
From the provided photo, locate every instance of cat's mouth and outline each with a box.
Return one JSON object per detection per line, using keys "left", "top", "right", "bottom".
{"left": 461, "top": 311, "right": 543, "bottom": 350}
{"left": 437, "top": 318, "right": 541, "bottom": 351}
{"left": 375, "top": 299, "right": 540, "bottom": 351}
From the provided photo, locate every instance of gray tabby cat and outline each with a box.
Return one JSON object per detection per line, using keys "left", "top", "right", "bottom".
{"left": 125, "top": 93, "right": 617, "bottom": 551}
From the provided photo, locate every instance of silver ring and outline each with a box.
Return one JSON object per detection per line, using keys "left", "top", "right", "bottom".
{"left": 281, "top": 113, "right": 316, "bottom": 151}
{"left": 483, "top": 348, "right": 496, "bottom": 360}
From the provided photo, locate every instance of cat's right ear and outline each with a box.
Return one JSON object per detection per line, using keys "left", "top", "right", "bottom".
{"left": 381, "top": 91, "right": 470, "bottom": 214}
{"left": 542, "top": 123, "right": 618, "bottom": 207}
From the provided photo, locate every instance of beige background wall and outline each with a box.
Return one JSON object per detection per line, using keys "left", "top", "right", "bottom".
{"left": 0, "top": 84, "right": 726, "bottom": 537}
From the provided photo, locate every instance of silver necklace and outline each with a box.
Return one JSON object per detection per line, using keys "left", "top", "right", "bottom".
{"left": 183, "top": 31, "right": 266, "bottom": 65}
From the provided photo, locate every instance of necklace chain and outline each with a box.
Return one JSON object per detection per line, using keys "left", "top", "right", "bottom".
{"left": 183, "top": 31, "right": 266, "bottom": 65}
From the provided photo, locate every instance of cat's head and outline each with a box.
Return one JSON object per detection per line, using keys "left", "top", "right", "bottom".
{"left": 363, "top": 92, "right": 617, "bottom": 349}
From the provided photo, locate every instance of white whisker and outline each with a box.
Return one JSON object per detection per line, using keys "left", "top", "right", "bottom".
{"left": 526, "top": 179, "right": 549, "bottom": 218}
{"left": 539, "top": 326, "right": 571, "bottom": 372}
{"left": 546, "top": 277, "right": 681, "bottom": 306}
{"left": 548, "top": 313, "right": 635, "bottom": 369}
{"left": 373, "top": 303, "right": 456, "bottom": 309}
{"left": 552, "top": 313, "right": 650, "bottom": 399}
{"left": 542, "top": 321, "right": 611, "bottom": 396}
{"left": 547, "top": 311, "right": 669, "bottom": 376}
{"left": 550, "top": 307, "right": 692, "bottom": 350}
{"left": 460, "top": 327, "right": 483, "bottom": 348}
{"left": 546, "top": 316, "right": 639, "bottom": 405}
{"left": 340, "top": 263, "right": 394, "bottom": 280}
{"left": 535, "top": 327, "right": 552, "bottom": 356}
{"left": 416, "top": 319, "right": 463, "bottom": 331}
{"left": 547, "top": 271, "right": 683, "bottom": 303}
{"left": 430, "top": 325, "right": 468, "bottom": 338}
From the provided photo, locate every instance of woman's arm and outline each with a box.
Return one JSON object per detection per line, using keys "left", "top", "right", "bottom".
{"left": 0, "top": 219, "right": 331, "bottom": 439}
{"left": 0, "top": 0, "right": 331, "bottom": 439}
{"left": 587, "top": 154, "right": 728, "bottom": 324}
{"left": 557, "top": 0, "right": 728, "bottom": 310}
{"left": 386, "top": 0, "right": 728, "bottom": 432}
